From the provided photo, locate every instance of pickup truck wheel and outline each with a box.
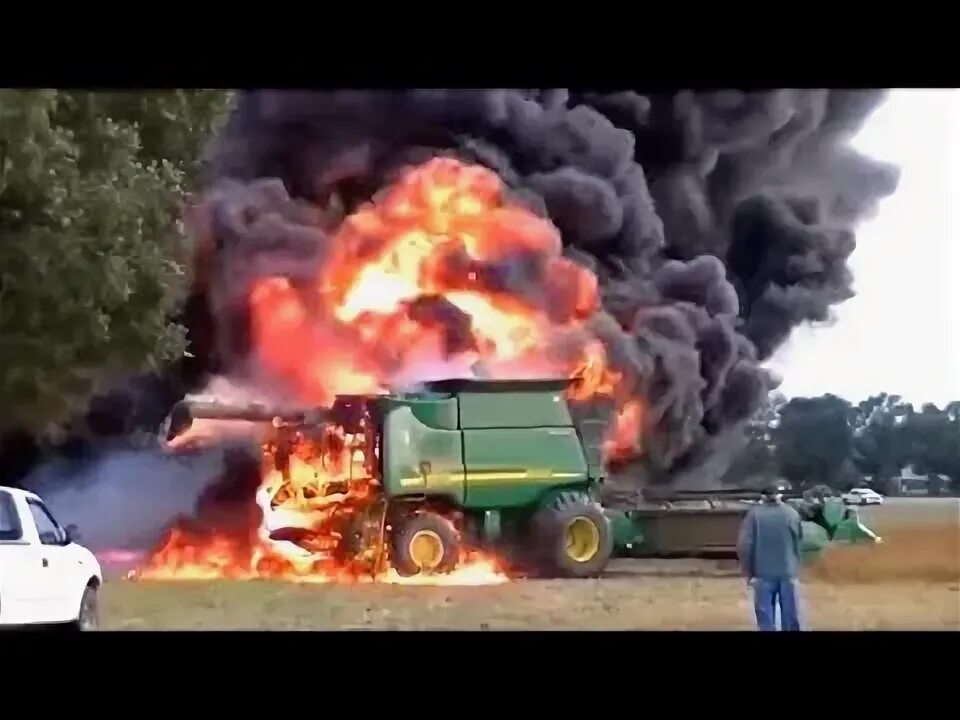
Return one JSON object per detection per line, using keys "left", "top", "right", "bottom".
{"left": 73, "top": 586, "right": 99, "bottom": 631}
{"left": 390, "top": 512, "right": 460, "bottom": 577}
{"left": 531, "top": 491, "right": 613, "bottom": 579}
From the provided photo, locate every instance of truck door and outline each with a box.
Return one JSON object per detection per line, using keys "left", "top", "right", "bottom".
{"left": 25, "top": 498, "right": 76, "bottom": 622}
{"left": 0, "top": 490, "right": 45, "bottom": 624}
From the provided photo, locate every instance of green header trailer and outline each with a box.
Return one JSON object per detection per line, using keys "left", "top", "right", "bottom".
{"left": 169, "top": 378, "right": 880, "bottom": 579}
{"left": 605, "top": 488, "right": 881, "bottom": 562}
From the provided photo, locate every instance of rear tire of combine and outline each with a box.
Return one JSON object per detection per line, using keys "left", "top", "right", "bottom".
{"left": 391, "top": 512, "right": 460, "bottom": 577}
{"left": 531, "top": 491, "right": 613, "bottom": 579}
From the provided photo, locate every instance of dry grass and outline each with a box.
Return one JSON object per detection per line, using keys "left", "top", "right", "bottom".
{"left": 101, "top": 574, "right": 959, "bottom": 631}
{"left": 806, "top": 523, "right": 960, "bottom": 584}
{"left": 811, "top": 497, "right": 960, "bottom": 584}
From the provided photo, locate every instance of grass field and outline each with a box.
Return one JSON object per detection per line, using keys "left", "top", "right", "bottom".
{"left": 860, "top": 497, "right": 960, "bottom": 528}
{"left": 811, "top": 498, "right": 960, "bottom": 585}
{"left": 99, "top": 498, "right": 960, "bottom": 631}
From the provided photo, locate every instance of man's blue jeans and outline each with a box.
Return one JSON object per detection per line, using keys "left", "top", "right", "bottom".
{"left": 752, "top": 578, "right": 802, "bottom": 631}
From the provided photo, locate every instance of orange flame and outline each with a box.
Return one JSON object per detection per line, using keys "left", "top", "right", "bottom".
{"left": 603, "top": 400, "right": 645, "bottom": 464}
{"left": 137, "top": 423, "right": 511, "bottom": 585}
{"left": 248, "top": 157, "right": 604, "bottom": 404}
{"left": 136, "top": 158, "right": 645, "bottom": 585}
{"left": 568, "top": 340, "right": 622, "bottom": 402}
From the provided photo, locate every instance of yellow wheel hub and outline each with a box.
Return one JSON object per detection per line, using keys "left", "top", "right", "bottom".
{"left": 564, "top": 517, "right": 601, "bottom": 563}
{"left": 408, "top": 529, "right": 444, "bottom": 570}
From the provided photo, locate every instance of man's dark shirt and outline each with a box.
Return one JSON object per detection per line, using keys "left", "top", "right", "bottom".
{"left": 736, "top": 500, "right": 803, "bottom": 580}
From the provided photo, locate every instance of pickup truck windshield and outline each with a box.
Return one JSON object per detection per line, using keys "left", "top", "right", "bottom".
{"left": 0, "top": 490, "right": 23, "bottom": 541}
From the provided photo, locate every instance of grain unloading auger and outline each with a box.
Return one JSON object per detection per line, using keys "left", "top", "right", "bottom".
{"left": 165, "top": 399, "right": 335, "bottom": 437}
{"left": 164, "top": 379, "right": 881, "bottom": 578}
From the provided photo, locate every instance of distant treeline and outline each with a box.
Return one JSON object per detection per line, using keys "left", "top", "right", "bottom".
{"left": 722, "top": 393, "right": 960, "bottom": 496}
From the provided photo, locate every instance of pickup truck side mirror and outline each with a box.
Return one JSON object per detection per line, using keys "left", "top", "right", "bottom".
{"left": 64, "top": 524, "right": 79, "bottom": 545}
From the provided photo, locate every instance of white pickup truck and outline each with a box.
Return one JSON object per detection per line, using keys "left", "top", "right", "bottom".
{"left": 0, "top": 485, "right": 102, "bottom": 630}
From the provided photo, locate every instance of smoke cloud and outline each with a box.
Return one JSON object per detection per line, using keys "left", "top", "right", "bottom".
{"left": 26, "top": 447, "right": 229, "bottom": 551}
{"left": 180, "top": 89, "right": 896, "bottom": 490}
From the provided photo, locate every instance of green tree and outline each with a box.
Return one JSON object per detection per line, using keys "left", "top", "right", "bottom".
{"left": 773, "top": 394, "right": 858, "bottom": 491}
{"left": 901, "top": 403, "right": 960, "bottom": 494}
{"left": 0, "top": 90, "right": 229, "bottom": 438}
{"left": 61, "top": 91, "right": 230, "bottom": 190}
{"left": 850, "top": 393, "right": 911, "bottom": 495}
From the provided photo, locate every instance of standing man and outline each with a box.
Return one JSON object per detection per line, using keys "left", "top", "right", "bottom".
{"left": 737, "top": 481, "right": 804, "bottom": 631}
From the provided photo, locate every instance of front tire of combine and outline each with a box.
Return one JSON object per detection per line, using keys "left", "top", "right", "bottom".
{"left": 391, "top": 512, "right": 461, "bottom": 577}
{"left": 531, "top": 491, "right": 613, "bottom": 578}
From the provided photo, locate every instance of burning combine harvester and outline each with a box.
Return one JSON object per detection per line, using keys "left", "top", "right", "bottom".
{"left": 136, "top": 378, "right": 881, "bottom": 584}
{"left": 126, "top": 90, "right": 896, "bottom": 585}
{"left": 154, "top": 379, "right": 618, "bottom": 582}
{"left": 133, "top": 156, "right": 636, "bottom": 585}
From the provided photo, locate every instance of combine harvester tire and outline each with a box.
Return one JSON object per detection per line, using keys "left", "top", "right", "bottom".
{"left": 390, "top": 511, "right": 461, "bottom": 577}
{"left": 531, "top": 491, "right": 614, "bottom": 578}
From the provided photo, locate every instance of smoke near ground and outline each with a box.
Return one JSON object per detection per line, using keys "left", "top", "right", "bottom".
{"left": 184, "top": 90, "right": 898, "bottom": 490}
{"left": 25, "top": 447, "right": 230, "bottom": 551}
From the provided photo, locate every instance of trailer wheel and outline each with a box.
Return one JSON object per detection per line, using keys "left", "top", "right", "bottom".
{"left": 391, "top": 512, "right": 460, "bottom": 577}
{"left": 531, "top": 491, "right": 613, "bottom": 578}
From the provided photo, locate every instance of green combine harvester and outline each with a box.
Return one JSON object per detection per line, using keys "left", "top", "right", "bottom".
{"left": 169, "top": 378, "right": 881, "bottom": 578}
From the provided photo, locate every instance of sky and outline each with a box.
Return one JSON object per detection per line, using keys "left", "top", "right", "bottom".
{"left": 767, "top": 89, "right": 959, "bottom": 407}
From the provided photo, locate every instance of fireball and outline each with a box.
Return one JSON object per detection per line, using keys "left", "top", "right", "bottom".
{"left": 134, "top": 158, "right": 639, "bottom": 586}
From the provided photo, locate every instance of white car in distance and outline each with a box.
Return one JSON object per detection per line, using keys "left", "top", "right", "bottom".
{"left": 0, "top": 486, "right": 102, "bottom": 630}
{"left": 841, "top": 487, "right": 885, "bottom": 506}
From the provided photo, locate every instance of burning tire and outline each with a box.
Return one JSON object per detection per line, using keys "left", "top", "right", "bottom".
{"left": 390, "top": 512, "right": 460, "bottom": 577}
{"left": 531, "top": 491, "right": 613, "bottom": 578}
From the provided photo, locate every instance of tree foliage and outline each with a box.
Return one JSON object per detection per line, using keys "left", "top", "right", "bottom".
{"left": 736, "top": 391, "right": 960, "bottom": 495}
{"left": 0, "top": 90, "right": 229, "bottom": 437}
{"left": 850, "top": 393, "right": 911, "bottom": 494}
{"left": 901, "top": 404, "right": 960, "bottom": 486}
{"left": 773, "top": 394, "right": 857, "bottom": 490}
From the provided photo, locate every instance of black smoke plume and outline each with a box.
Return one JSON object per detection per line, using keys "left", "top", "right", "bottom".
{"left": 13, "top": 89, "right": 897, "bottom": 517}
{"left": 182, "top": 90, "right": 896, "bottom": 495}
